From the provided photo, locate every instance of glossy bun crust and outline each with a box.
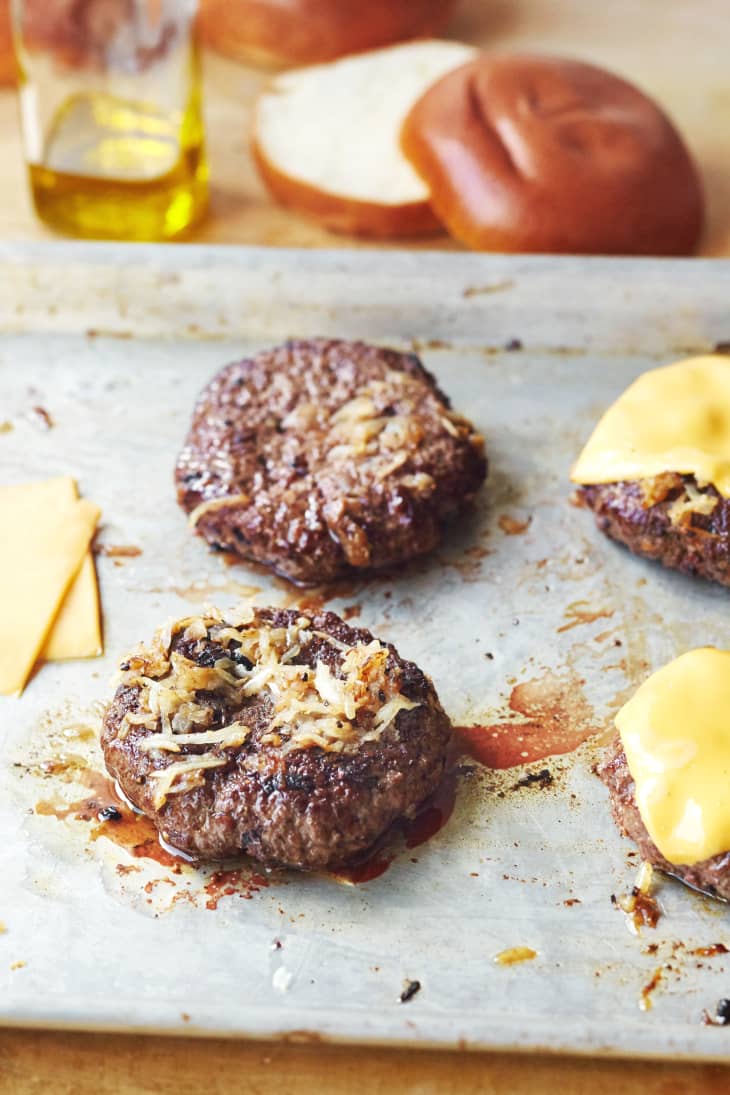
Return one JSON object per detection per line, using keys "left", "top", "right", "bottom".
{"left": 0, "top": 1, "right": 15, "bottom": 84}
{"left": 401, "top": 54, "right": 704, "bottom": 255}
{"left": 199, "top": 0, "right": 458, "bottom": 68}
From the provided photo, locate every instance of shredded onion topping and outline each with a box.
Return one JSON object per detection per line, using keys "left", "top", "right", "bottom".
{"left": 114, "top": 609, "right": 422, "bottom": 808}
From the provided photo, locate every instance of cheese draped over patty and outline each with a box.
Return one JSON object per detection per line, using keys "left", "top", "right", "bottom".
{"left": 571, "top": 355, "right": 730, "bottom": 497}
{"left": 616, "top": 647, "right": 730, "bottom": 866}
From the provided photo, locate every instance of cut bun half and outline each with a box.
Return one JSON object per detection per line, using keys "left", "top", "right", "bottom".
{"left": 252, "top": 39, "right": 478, "bottom": 239}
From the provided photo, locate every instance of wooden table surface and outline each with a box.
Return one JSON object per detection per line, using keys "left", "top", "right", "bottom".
{"left": 1, "top": 1, "right": 729, "bottom": 1091}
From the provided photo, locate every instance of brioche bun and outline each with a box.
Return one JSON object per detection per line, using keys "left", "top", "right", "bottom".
{"left": 200, "top": 0, "right": 459, "bottom": 68}
{"left": 252, "top": 39, "right": 476, "bottom": 238}
{"left": 401, "top": 54, "right": 704, "bottom": 255}
{"left": 0, "top": 1, "right": 15, "bottom": 85}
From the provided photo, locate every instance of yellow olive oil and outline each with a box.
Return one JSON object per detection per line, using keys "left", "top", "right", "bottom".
{"left": 27, "top": 83, "right": 208, "bottom": 240}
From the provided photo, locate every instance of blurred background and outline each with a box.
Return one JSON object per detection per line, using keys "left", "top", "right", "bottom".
{"left": 0, "top": 0, "right": 727, "bottom": 253}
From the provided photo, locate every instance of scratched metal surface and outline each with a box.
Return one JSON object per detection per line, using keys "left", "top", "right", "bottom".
{"left": 1, "top": 243, "right": 730, "bottom": 1059}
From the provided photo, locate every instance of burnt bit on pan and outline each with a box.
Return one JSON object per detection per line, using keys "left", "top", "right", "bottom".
{"left": 93, "top": 542, "right": 143, "bottom": 558}
{"left": 703, "top": 998, "right": 730, "bottom": 1026}
{"left": 511, "top": 768, "right": 553, "bottom": 792}
{"left": 29, "top": 405, "right": 54, "bottom": 430}
{"left": 399, "top": 979, "right": 422, "bottom": 1003}
{"left": 611, "top": 862, "right": 662, "bottom": 933}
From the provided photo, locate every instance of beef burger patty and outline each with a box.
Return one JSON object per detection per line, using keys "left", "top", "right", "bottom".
{"left": 175, "top": 338, "right": 487, "bottom": 585}
{"left": 101, "top": 607, "right": 452, "bottom": 869}
{"left": 578, "top": 473, "right": 730, "bottom": 586}
{"left": 599, "top": 733, "right": 730, "bottom": 901}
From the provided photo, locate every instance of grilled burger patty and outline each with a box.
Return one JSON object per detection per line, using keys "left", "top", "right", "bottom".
{"left": 101, "top": 607, "right": 451, "bottom": 869}
{"left": 599, "top": 733, "right": 730, "bottom": 901}
{"left": 578, "top": 472, "right": 730, "bottom": 586}
{"left": 175, "top": 338, "right": 487, "bottom": 585}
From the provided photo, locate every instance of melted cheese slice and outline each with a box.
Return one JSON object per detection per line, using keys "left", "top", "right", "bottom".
{"left": 0, "top": 478, "right": 100, "bottom": 695}
{"left": 571, "top": 355, "right": 730, "bottom": 497}
{"left": 616, "top": 648, "right": 730, "bottom": 865}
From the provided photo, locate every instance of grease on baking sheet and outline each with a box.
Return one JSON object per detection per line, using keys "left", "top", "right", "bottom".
{"left": 203, "top": 869, "right": 270, "bottom": 909}
{"left": 455, "top": 668, "right": 598, "bottom": 769}
{"left": 557, "top": 600, "right": 614, "bottom": 633}
{"left": 498, "top": 514, "right": 531, "bottom": 536}
{"left": 639, "top": 966, "right": 664, "bottom": 1011}
{"left": 35, "top": 769, "right": 187, "bottom": 870}
{"left": 494, "top": 946, "right": 537, "bottom": 966}
{"left": 330, "top": 765, "right": 459, "bottom": 885}
{"left": 93, "top": 543, "right": 142, "bottom": 558}
{"left": 612, "top": 862, "right": 662, "bottom": 935}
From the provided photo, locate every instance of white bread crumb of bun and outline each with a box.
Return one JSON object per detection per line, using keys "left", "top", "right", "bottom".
{"left": 252, "top": 40, "right": 478, "bottom": 238}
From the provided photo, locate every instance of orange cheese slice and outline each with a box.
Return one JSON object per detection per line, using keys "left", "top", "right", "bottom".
{"left": 616, "top": 647, "right": 730, "bottom": 865}
{"left": 572, "top": 355, "right": 730, "bottom": 496}
{"left": 43, "top": 553, "right": 102, "bottom": 661}
{"left": 41, "top": 478, "right": 102, "bottom": 662}
{"left": 0, "top": 477, "right": 100, "bottom": 695}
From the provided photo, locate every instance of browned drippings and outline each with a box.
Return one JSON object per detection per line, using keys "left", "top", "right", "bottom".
{"left": 30, "top": 405, "right": 54, "bottom": 430}
{"left": 32, "top": 753, "right": 90, "bottom": 782}
{"left": 441, "top": 544, "right": 490, "bottom": 582}
{"left": 462, "top": 281, "right": 515, "bottom": 298}
{"left": 330, "top": 765, "right": 459, "bottom": 884}
{"left": 632, "top": 889, "right": 662, "bottom": 930}
{"left": 168, "top": 578, "right": 261, "bottom": 603}
{"left": 613, "top": 883, "right": 662, "bottom": 933}
{"left": 404, "top": 766, "right": 458, "bottom": 850}
{"left": 557, "top": 600, "right": 614, "bottom": 633}
{"left": 203, "top": 868, "right": 270, "bottom": 909}
{"left": 454, "top": 669, "right": 598, "bottom": 769}
{"left": 494, "top": 946, "right": 537, "bottom": 966}
{"left": 272, "top": 574, "right": 369, "bottom": 615}
{"left": 35, "top": 770, "right": 188, "bottom": 871}
{"left": 330, "top": 856, "right": 394, "bottom": 886}
{"left": 94, "top": 543, "right": 143, "bottom": 558}
{"left": 692, "top": 943, "right": 729, "bottom": 958}
{"left": 144, "top": 878, "right": 175, "bottom": 894}
{"left": 498, "top": 515, "right": 531, "bottom": 536}
{"left": 639, "top": 966, "right": 664, "bottom": 1011}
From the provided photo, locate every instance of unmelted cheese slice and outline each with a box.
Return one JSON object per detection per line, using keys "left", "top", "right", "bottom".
{"left": 40, "top": 478, "right": 102, "bottom": 662}
{"left": 0, "top": 478, "right": 100, "bottom": 695}
{"left": 571, "top": 355, "right": 730, "bottom": 497}
{"left": 43, "top": 553, "right": 102, "bottom": 661}
{"left": 616, "top": 648, "right": 730, "bottom": 866}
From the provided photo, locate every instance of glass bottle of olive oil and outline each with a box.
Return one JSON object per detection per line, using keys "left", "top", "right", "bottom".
{"left": 13, "top": 0, "right": 208, "bottom": 241}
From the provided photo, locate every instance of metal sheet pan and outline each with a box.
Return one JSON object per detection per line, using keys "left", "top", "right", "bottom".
{"left": 1, "top": 242, "right": 730, "bottom": 1059}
